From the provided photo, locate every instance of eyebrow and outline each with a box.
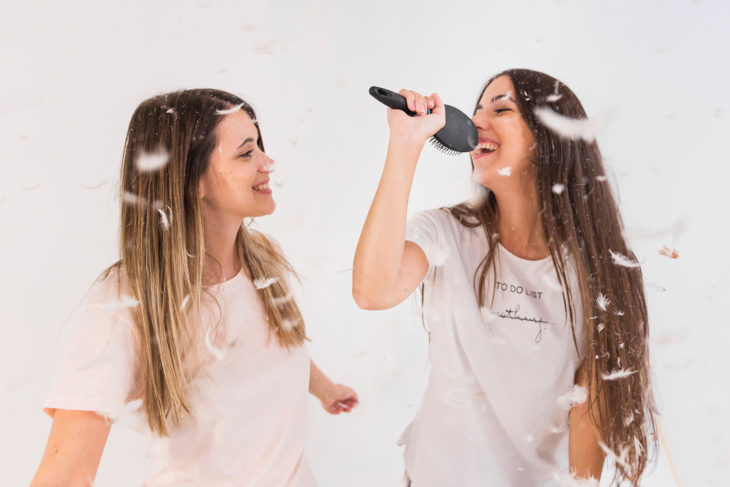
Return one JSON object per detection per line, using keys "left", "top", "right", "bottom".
{"left": 491, "top": 94, "right": 516, "bottom": 103}
{"left": 476, "top": 94, "right": 517, "bottom": 110}
{"left": 238, "top": 137, "right": 256, "bottom": 148}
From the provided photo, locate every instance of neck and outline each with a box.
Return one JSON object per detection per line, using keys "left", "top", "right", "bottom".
{"left": 491, "top": 177, "right": 549, "bottom": 260}
{"left": 201, "top": 210, "right": 242, "bottom": 284}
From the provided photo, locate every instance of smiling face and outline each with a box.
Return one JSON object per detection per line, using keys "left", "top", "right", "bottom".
{"left": 471, "top": 75, "right": 537, "bottom": 189}
{"left": 199, "top": 109, "right": 275, "bottom": 221}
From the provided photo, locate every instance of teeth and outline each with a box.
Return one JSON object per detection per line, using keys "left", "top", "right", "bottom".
{"left": 476, "top": 141, "right": 499, "bottom": 153}
{"left": 253, "top": 183, "right": 269, "bottom": 191}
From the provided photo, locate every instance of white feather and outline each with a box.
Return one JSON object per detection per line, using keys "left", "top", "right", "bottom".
{"left": 103, "top": 295, "right": 140, "bottom": 312}
{"left": 215, "top": 103, "right": 244, "bottom": 115}
{"left": 135, "top": 150, "right": 169, "bottom": 172}
{"left": 253, "top": 277, "right": 278, "bottom": 289}
{"left": 602, "top": 368, "right": 638, "bottom": 381}
{"left": 596, "top": 293, "right": 610, "bottom": 311}
{"left": 609, "top": 250, "right": 641, "bottom": 268}
{"left": 534, "top": 106, "right": 608, "bottom": 142}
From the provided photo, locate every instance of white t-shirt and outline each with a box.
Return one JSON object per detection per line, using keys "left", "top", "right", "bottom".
{"left": 401, "top": 208, "right": 587, "bottom": 487}
{"left": 44, "top": 264, "right": 315, "bottom": 487}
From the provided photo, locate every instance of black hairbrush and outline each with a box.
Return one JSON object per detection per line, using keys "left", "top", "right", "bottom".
{"left": 369, "top": 86, "right": 478, "bottom": 155}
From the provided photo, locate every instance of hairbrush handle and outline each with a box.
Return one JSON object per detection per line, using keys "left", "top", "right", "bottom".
{"left": 369, "top": 86, "right": 429, "bottom": 116}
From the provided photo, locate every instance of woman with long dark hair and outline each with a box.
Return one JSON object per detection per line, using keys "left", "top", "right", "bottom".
{"left": 353, "top": 69, "right": 655, "bottom": 486}
{"left": 31, "top": 89, "right": 358, "bottom": 486}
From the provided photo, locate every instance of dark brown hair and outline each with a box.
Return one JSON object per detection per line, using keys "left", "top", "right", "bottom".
{"left": 450, "top": 69, "right": 656, "bottom": 485}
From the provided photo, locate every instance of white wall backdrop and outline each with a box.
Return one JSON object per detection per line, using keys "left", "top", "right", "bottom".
{"left": 1, "top": 0, "right": 729, "bottom": 485}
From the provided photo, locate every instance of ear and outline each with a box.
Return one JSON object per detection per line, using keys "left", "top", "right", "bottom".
{"left": 198, "top": 178, "right": 207, "bottom": 200}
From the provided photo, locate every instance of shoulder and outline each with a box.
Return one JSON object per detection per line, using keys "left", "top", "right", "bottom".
{"left": 408, "top": 206, "right": 478, "bottom": 240}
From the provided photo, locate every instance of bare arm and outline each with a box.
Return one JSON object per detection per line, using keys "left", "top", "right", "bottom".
{"left": 30, "top": 410, "right": 111, "bottom": 487}
{"left": 569, "top": 360, "right": 606, "bottom": 480}
{"left": 352, "top": 90, "right": 445, "bottom": 310}
{"left": 309, "top": 360, "right": 359, "bottom": 414}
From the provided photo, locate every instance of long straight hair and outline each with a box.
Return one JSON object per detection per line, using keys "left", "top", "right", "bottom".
{"left": 450, "top": 69, "right": 656, "bottom": 485}
{"left": 104, "top": 89, "right": 306, "bottom": 436}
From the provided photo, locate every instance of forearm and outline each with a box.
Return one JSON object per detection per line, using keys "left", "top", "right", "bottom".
{"left": 569, "top": 401, "right": 606, "bottom": 479}
{"left": 352, "top": 139, "right": 422, "bottom": 305}
{"left": 308, "top": 360, "right": 336, "bottom": 402}
{"left": 569, "top": 364, "right": 606, "bottom": 480}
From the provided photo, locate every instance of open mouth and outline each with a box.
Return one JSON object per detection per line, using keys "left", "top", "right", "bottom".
{"left": 474, "top": 140, "right": 499, "bottom": 156}
{"left": 252, "top": 181, "right": 270, "bottom": 192}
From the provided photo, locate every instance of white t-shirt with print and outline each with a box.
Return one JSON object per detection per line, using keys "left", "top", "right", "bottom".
{"left": 44, "top": 263, "right": 315, "bottom": 487}
{"left": 400, "top": 208, "right": 586, "bottom": 487}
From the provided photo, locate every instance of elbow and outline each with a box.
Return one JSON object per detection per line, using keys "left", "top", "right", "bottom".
{"left": 352, "top": 286, "right": 388, "bottom": 310}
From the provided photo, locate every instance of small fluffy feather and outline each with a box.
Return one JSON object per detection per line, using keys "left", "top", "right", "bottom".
{"left": 254, "top": 277, "right": 278, "bottom": 289}
{"left": 157, "top": 208, "right": 171, "bottom": 230}
{"left": 215, "top": 103, "right": 244, "bottom": 115}
{"left": 609, "top": 249, "right": 641, "bottom": 268}
{"left": 534, "top": 106, "right": 606, "bottom": 142}
{"left": 602, "top": 368, "right": 638, "bottom": 381}
{"left": 497, "top": 166, "right": 512, "bottom": 176}
{"left": 135, "top": 150, "right": 170, "bottom": 172}
{"left": 104, "top": 295, "right": 140, "bottom": 312}
{"left": 596, "top": 293, "right": 610, "bottom": 311}
{"left": 556, "top": 384, "right": 587, "bottom": 410}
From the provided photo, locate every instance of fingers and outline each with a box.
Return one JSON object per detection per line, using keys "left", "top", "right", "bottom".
{"left": 430, "top": 92, "right": 444, "bottom": 114}
{"left": 398, "top": 89, "right": 435, "bottom": 115}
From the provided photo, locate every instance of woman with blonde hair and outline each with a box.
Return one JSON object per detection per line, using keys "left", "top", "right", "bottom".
{"left": 31, "top": 88, "right": 358, "bottom": 486}
{"left": 353, "top": 69, "right": 656, "bottom": 486}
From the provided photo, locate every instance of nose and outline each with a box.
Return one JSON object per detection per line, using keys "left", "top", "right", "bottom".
{"left": 472, "top": 111, "right": 490, "bottom": 131}
{"left": 259, "top": 153, "right": 274, "bottom": 173}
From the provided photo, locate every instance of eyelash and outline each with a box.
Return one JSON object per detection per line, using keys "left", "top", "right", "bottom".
{"left": 239, "top": 150, "right": 254, "bottom": 159}
{"left": 495, "top": 108, "right": 511, "bottom": 114}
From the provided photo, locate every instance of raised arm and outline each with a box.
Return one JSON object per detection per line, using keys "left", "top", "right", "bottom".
{"left": 30, "top": 410, "right": 111, "bottom": 487}
{"left": 352, "top": 90, "right": 445, "bottom": 310}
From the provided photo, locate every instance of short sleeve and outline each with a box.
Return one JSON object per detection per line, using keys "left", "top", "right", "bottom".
{"left": 43, "top": 272, "right": 140, "bottom": 420}
{"left": 405, "top": 209, "right": 448, "bottom": 276}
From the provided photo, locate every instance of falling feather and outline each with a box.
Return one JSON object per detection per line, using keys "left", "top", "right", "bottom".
{"left": 135, "top": 150, "right": 169, "bottom": 172}
{"left": 497, "top": 166, "right": 512, "bottom": 176}
{"left": 596, "top": 293, "right": 610, "bottom": 311}
{"left": 254, "top": 277, "right": 278, "bottom": 289}
{"left": 272, "top": 292, "right": 294, "bottom": 307}
{"left": 158, "top": 208, "right": 170, "bottom": 230}
{"left": 598, "top": 440, "right": 630, "bottom": 469}
{"left": 480, "top": 307, "right": 499, "bottom": 325}
{"left": 215, "top": 103, "right": 244, "bottom": 115}
{"left": 602, "top": 368, "right": 638, "bottom": 381}
{"left": 609, "top": 250, "right": 642, "bottom": 268}
{"left": 122, "top": 191, "right": 146, "bottom": 207}
{"left": 556, "top": 384, "right": 587, "bottom": 410}
{"left": 104, "top": 295, "right": 140, "bottom": 312}
{"left": 534, "top": 106, "right": 608, "bottom": 142}
{"left": 552, "top": 183, "right": 565, "bottom": 194}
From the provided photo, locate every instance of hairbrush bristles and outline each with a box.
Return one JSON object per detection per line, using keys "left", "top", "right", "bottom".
{"left": 429, "top": 137, "right": 461, "bottom": 156}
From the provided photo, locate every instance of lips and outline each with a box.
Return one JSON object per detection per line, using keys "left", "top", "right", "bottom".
{"left": 252, "top": 180, "right": 270, "bottom": 192}
{"left": 473, "top": 138, "right": 500, "bottom": 157}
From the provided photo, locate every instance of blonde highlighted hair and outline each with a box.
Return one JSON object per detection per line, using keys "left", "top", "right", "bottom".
{"left": 103, "top": 89, "right": 306, "bottom": 436}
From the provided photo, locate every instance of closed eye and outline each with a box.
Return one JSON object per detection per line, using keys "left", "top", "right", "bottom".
{"left": 495, "top": 108, "right": 511, "bottom": 114}
{"left": 239, "top": 150, "right": 254, "bottom": 159}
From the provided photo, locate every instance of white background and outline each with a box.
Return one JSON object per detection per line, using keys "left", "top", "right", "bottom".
{"left": 1, "top": 0, "right": 729, "bottom": 485}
